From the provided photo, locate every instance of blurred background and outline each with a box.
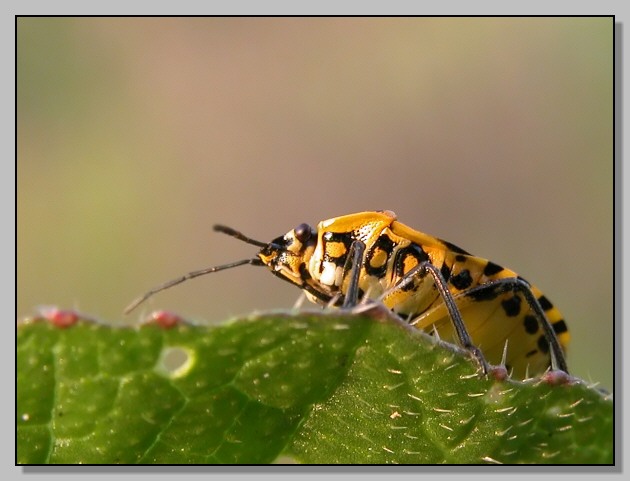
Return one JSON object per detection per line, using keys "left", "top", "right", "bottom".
{"left": 17, "top": 17, "right": 613, "bottom": 389}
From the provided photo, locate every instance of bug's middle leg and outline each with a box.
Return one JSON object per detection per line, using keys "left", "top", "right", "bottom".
{"left": 384, "top": 261, "right": 491, "bottom": 375}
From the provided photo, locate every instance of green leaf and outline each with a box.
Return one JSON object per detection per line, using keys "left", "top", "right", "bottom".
{"left": 17, "top": 310, "right": 613, "bottom": 464}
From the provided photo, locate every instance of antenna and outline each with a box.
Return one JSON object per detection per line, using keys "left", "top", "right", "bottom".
{"left": 213, "top": 224, "right": 268, "bottom": 248}
{"left": 124, "top": 224, "right": 268, "bottom": 314}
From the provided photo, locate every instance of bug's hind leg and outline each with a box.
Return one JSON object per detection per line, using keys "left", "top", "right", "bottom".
{"left": 462, "top": 278, "right": 568, "bottom": 374}
{"left": 387, "top": 262, "right": 491, "bottom": 376}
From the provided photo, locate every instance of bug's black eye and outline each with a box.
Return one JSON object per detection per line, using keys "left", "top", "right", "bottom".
{"left": 294, "top": 223, "right": 314, "bottom": 243}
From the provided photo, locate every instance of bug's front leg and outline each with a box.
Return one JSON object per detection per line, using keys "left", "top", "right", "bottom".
{"left": 341, "top": 240, "right": 366, "bottom": 308}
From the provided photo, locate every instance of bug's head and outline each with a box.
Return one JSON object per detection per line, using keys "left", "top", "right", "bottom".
{"left": 255, "top": 222, "right": 318, "bottom": 285}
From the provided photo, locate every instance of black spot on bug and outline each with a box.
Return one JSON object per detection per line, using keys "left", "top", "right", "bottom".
{"left": 322, "top": 231, "right": 353, "bottom": 265}
{"left": 454, "top": 254, "right": 467, "bottom": 263}
{"left": 399, "top": 270, "right": 420, "bottom": 293}
{"left": 450, "top": 269, "right": 472, "bottom": 290}
{"left": 265, "top": 235, "right": 290, "bottom": 253}
{"left": 537, "top": 335, "right": 549, "bottom": 354}
{"left": 323, "top": 231, "right": 352, "bottom": 245}
{"left": 523, "top": 314, "right": 539, "bottom": 334}
{"left": 377, "top": 234, "right": 395, "bottom": 251}
{"left": 483, "top": 261, "right": 504, "bottom": 276}
{"left": 298, "top": 263, "right": 311, "bottom": 281}
{"left": 439, "top": 239, "right": 471, "bottom": 256}
{"left": 552, "top": 319, "right": 568, "bottom": 335}
{"left": 440, "top": 263, "right": 451, "bottom": 283}
{"left": 333, "top": 256, "right": 347, "bottom": 268}
{"left": 525, "top": 349, "right": 538, "bottom": 358}
{"left": 538, "top": 295, "right": 553, "bottom": 311}
{"left": 365, "top": 235, "right": 395, "bottom": 277}
{"left": 501, "top": 295, "right": 521, "bottom": 317}
{"left": 393, "top": 244, "right": 430, "bottom": 279}
{"left": 466, "top": 284, "right": 501, "bottom": 302}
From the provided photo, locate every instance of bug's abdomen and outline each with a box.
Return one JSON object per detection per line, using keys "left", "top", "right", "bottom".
{"left": 410, "top": 252, "right": 570, "bottom": 377}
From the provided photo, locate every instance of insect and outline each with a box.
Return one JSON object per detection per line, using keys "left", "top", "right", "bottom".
{"left": 125, "top": 210, "right": 569, "bottom": 379}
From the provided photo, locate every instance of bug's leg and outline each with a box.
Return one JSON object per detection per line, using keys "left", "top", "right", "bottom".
{"left": 341, "top": 240, "right": 366, "bottom": 308}
{"left": 462, "top": 278, "right": 569, "bottom": 374}
{"left": 359, "top": 284, "right": 375, "bottom": 305}
{"left": 390, "top": 262, "right": 491, "bottom": 375}
{"left": 327, "top": 292, "right": 342, "bottom": 309}
{"left": 292, "top": 292, "right": 307, "bottom": 310}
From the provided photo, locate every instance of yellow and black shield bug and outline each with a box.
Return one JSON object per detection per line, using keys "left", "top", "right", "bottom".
{"left": 125, "top": 210, "right": 569, "bottom": 379}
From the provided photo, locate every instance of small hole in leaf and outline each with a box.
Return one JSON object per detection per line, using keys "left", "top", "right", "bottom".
{"left": 157, "top": 346, "right": 194, "bottom": 378}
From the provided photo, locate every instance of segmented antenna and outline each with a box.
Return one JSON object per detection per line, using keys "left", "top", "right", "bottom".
{"left": 124, "top": 258, "right": 261, "bottom": 314}
{"left": 124, "top": 224, "right": 268, "bottom": 314}
{"left": 213, "top": 224, "right": 268, "bottom": 248}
